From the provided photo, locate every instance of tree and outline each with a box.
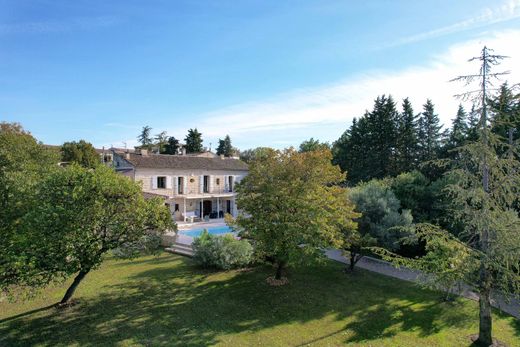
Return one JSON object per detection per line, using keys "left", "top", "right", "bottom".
{"left": 489, "top": 82, "right": 519, "bottom": 147}
{"left": 395, "top": 98, "right": 419, "bottom": 173}
{"left": 0, "top": 123, "right": 59, "bottom": 295}
{"left": 298, "top": 138, "right": 330, "bottom": 153}
{"left": 11, "top": 165, "right": 174, "bottom": 304}
{"left": 380, "top": 47, "right": 520, "bottom": 347}
{"left": 417, "top": 99, "right": 443, "bottom": 163}
{"left": 216, "top": 135, "right": 233, "bottom": 157}
{"left": 466, "top": 104, "right": 480, "bottom": 142}
{"left": 184, "top": 128, "right": 203, "bottom": 153}
{"left": 137, "top": 126, "right": 153, "bottom": 149}
{"left": 61, "top": 140, "right": 100, "bottom": 168}
{"left": 154, "top": 131, "right": 168, "bottom": 154}
{"left": 163, "top": 136, "right": 180, "bottom": 155}
{"left": 232, "top": 148, "right": 359, "bottom": 281}
{"left": 449, "top": 105, "right": 469, "bottom": 147}
{"left": 346, "top": 180, "right": 413, "bottom": 271}
{"left": 239, "top": 147, "right": 272, "bottom": 164}
{"left": 332, "top": 95, "right": 399, "bottom": 183}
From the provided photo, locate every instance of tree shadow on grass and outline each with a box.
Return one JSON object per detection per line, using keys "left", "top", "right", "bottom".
{"left": 0, "top": 258, "right": 514, "bottom": 346}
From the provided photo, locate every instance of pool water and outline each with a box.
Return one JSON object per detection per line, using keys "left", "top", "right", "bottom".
{"left": 179, "top": 225, "right": 233, "bottom": 238}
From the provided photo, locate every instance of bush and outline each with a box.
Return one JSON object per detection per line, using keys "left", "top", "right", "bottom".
{"left": 192, "top": 230, "right": 253, "bottom": 270}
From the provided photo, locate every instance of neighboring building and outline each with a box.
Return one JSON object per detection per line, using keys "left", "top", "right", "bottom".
{"left": 112, "top": 149, "right": 248, "bottom": 222}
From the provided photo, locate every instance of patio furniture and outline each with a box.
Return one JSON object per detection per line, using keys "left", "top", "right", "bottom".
{"left": 182, "top": 211, "right": 200, "bottom": 223}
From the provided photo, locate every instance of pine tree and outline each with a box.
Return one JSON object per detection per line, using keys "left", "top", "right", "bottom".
{"left": 137, "top": 126, "right": 153, "bottom": 149}
{"left": 395, "top": 98, "right": 419, "bottom": 172}
{"left": 417, "top": 99, "right": 442, "bottom": 163}
{"left": 490, "top": 82, "right": 518, "bottom": 143}
{"left": 216, "top": 135, "right": 233, "bottom": 157}
{"left": 381, "top": 47, "right": 520, "bottom": 347}
{"left": 332, "top": 95, "right": 399, "bottom": 183}
{"left": 365, "top": 95, "right": 399, "bottom": 178}
{"left": 466, "top": 104, "right": 480, "bottom": 142}
{"left": 447, "top": 104, "right": 469, "bottom": 150}
{"left": 184, "top": 128, "right": 203, "bottom": 153}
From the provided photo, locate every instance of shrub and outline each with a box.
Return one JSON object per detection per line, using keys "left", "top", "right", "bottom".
{"left": 192, "top": 230, "right": 253, "bottom": 270}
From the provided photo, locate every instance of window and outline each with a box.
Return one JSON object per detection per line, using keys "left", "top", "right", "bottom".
{"left": 177, "top": 177, "right": 184, "bottom": 194}
{"left": 203, "top": 175, "right": 209, "bottom": 193}
{"left": 216, "top": 178, "right": 220, "bottom": 185}
{"left": 174, "top": 204, "right": 180, "bottom": 212}
{"left": 157, "top": 176, "right": 166, "bottom": 189}
{"left": 228, "top": 176, "right": 234, "bottom": 192}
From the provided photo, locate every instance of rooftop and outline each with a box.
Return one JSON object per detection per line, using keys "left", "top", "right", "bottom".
{"left": 121, "top": 152, "right": 248, "bottom": 171}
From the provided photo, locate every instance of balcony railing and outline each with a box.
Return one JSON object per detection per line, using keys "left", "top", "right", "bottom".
{"left": 175, "top": 187, "right": 234, "bottom": 196}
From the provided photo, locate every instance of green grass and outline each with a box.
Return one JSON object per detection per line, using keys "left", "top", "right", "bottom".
{"left": 1, "top": 253, "right": 519, "bottom": 346}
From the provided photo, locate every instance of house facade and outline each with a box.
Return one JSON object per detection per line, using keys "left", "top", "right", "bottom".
{"left": 113, "top": 149, "right": 248, "bottom": 222}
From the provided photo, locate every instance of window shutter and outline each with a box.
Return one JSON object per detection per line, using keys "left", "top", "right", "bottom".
{"left": 183, "top": 176, "right": 188, "bottom": 194}
{"left": 199, "top": 175, "right": 204, "bottom": 193}
{"left": 166, "top": 175, "right": 172, "bottom": 189}
{"left": 209, "top": 175, "right": 214, "bottom": 193}
{"left": 173, "top": 176, "right": 178, "bottom": 194}
{"left": 151, "top": 176, "right": 157, "bottom": 190}
{"left": 224, "top": 175, "right": 229, "bottom": 191}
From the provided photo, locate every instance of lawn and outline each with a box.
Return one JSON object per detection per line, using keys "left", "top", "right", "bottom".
{"left": 1, "top": 253, "right": 518, "bottom": 347}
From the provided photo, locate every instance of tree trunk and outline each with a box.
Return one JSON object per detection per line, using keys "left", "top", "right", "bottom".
{"left": 59, "top": 269, "right": 89, "bottom": 305}
{"left": 347, "top": 252, "right": 362, "bottom": 272}
{"left": 477, "top": 283, "right": 493, "bottom": 346}
{"left": 275, "top": 262, "right": 285, "bottom": 280}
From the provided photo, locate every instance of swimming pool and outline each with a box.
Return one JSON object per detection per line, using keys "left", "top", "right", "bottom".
{"left": 179, "top": 225, "right": 233, "bottom": 238}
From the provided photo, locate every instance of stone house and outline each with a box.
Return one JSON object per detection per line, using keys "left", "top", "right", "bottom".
{"left": 113, "top": 149, "right": 248, "bottom": 222}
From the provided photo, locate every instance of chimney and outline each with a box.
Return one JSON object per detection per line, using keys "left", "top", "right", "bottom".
{"left": 181, "top": 147, "right": 186, "bottom": 155}
{"left": 125, "top": 152, "right": 130, "bottom": 160}
{"left": 220, "top": 154, "right": 225, "bottom": 160}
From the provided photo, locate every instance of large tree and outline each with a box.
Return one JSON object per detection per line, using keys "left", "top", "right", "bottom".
{"left": 239, "top": 147, "right": 273, "bottom": 164}
{"left": 232, "top": 148, "right": 358, "bottom": 281}
{"left": 184, "top": 128, "right": 203, "bottom": 153}
{"left": 298, "top": 138, "right": 330, "bottom": 153}
{"left": 345, "top": 180, "right": 413, "bottom": 271}
{"left": 137, "top": 126, "right": 153, "bottom": 149}
{"left": 332, "top": 95, "right": 399, "bottom": 183}
{"left": 5, "top": 165, "right": 174, "bottom": 304}
{"left": 163, "top": 136, "right": 180, "bottom": 155}
{"left": 154, "top": 131, "right": 168, "bottom": 154}
{"left": 0, "top": 123, "right": 59, "bottom": 294}
{"left": 216, "top": 135, "right": 233, "bottom": 157}
{"left": 61, "top": 140, "right": 100, "bottom": 168}
{"left": 489, "top": 82, "right": 520, "bottom": 148}
{"left": 417, "top": 99, "right": 443, "bottom": 163}
{"left": 380, "top": 47, "right": 520, "bottom": 347}
{"left": 395, "top": 98, "right": 419, "bottom": 173}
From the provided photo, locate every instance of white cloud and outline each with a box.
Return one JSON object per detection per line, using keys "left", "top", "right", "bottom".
{"left": 104, "top": 29, "right": 520, "bottom": 150}
{"left": 145, "top": 31, "right": 520, "bottom": 150}
{"left": 388, "top": 0, "right": 520, "bottom": 47}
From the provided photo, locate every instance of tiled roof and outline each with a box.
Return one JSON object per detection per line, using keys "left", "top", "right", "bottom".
{"left": 123, "top": 153, "right": 248, "bottom": 171}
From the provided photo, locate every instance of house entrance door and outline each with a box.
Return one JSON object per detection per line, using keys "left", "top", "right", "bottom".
{"left": 203, "top": 200, "right": 212, "bottom": 217}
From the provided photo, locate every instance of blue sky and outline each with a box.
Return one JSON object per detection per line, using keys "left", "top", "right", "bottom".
{"left": 1, "top": 0, "right": 520, "bottom": 150}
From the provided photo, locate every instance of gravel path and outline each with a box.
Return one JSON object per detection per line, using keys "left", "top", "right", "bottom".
{"left": 325, "top": 249, "right": 520, "bottom": 319}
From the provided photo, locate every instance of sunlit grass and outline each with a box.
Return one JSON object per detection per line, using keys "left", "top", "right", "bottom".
{"left": 1, "top": 252, "right": 518, "bottom": 346}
